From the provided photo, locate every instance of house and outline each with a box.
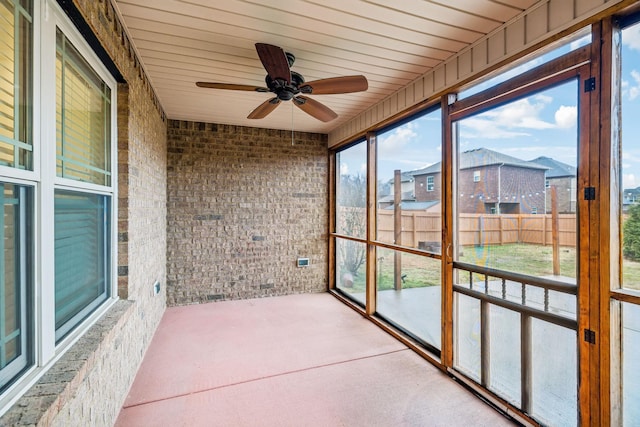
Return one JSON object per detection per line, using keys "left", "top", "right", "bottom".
{"left": 411, "top": 148, "right": 548, "bottom": 214}
{"left": 529, "top": 156, "right": 578, "bottom": 213}
{"left": 0, "top": 1, "right": 637, "bottom": 426}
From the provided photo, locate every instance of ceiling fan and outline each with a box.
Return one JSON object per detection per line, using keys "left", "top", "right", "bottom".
{"left": 196, "top": 43, "right": 368, "bottom": 122}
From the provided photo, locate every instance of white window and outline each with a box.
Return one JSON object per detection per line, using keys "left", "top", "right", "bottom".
{"left": 532, "top": 207, "right": 538, "bottom": 214}
{"left": 473, "top": 170, "right": 481, "bottom": 182}
{"left": 0, "top": 0, "right": 117, "bottom": 407}
{"left": 545, "top": 179, "right": 550, "bottom": 188}
{"left": 426, "top": 175, "right": 434, "bottom": 191}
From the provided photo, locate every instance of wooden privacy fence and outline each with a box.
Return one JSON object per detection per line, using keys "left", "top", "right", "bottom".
{"left": 376, "top": 211, "right": 577, "bottom": 248}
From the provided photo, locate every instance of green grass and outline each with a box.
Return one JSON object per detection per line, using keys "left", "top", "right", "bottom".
{"left": 339, "top": 243, "right": 640, "bottom": 293}
{"left": 458, "top": 243, "right": 577, "bottom": 279}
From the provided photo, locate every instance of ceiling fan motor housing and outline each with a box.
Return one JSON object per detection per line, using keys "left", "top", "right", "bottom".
{"left": 266, "top": 71, "right": 305, "bottom": 101}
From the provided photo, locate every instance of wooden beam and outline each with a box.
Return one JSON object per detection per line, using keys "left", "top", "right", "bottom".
{"left": 598, "top": 16, "right": 616, "bottom": 426}
{"left": 366, "top": 132, "right": 378, "bottom": 315}
{"left": 441, "top": 94, "right": 455, "bottom": 368}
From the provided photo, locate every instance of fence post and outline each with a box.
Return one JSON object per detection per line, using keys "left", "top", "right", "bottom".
{"left": 412, "top": 212, "right": 417, "bottom": 248}
{"left": 394, "top": 170, "right": 402, "bottom": 290}
{"left": 517, "top": 215, "right": 522, "bottom": 243}
{"left": 551, "top": 186, "right": 560, "bottom": 275}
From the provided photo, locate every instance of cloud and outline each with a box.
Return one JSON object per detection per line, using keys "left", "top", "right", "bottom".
{"left": 623, "top": 23, "right": 640, "bottom": 52}
{"left": 569, "top": 34, "right": 591, "bottom": 51}
{"left": 460, "top": 97, "right": 558, "bottom": 139}
{"left": 623, "top": 70, "right": 640, "bottom": 101}
{"left": 554, "top": 105, "right": 577, "bottom": 128}
{"left": 623, "top": 173, "right": 639, "bottom": 189}
{"left": 622, "top": 150, "right": 640, "bottom": 171}
{"left": 460, "top": 117, "right": 530, "bottom": 139}
{"left": 378, "top": 123, "right": 417, "bottom": 156}
{"left": 340, "top": 162, "right": 349, "bottom": 175}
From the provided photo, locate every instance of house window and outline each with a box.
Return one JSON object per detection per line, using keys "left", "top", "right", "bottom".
{"left": 54, "top": 29, "right": 112, "bottom": 340}
{"left": 0, "top": 0, "right": 116, "bottom": 400}
{"left": 0, "top": 183, "right": 32, "bottom": 391}
{"left": 473, "top": 171, "right": 481, "bottom": 182}
{"left": 0, "top": 0, "right": 32, "bottom": 170}
{"left": 427, "top": 175, "right": 434, "bottom": 191}
{"left": 532, "top": 207, "right": 538, "bottom": 214}
{"left": 545, "top": 179, "right": 550, "bottom": 188}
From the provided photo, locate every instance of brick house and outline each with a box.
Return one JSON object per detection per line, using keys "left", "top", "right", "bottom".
{"left": 411, "top": 148, "right": 548, "bottom": 214}
{"left": 529, "top": 156, "right": 578, "bottom": 213}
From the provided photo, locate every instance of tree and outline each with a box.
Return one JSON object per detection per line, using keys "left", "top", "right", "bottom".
{"left": 623, "top": 203, "right": 640, "bottom": 261}
{"left": 337, "top": 173, "right": 367, "bottom": 280}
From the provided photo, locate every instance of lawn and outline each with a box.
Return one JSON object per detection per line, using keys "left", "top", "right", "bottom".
{"left": 339, "top": 243, "right": 640, "bottom": 293}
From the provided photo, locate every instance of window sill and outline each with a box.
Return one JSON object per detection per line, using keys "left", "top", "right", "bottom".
{"left": 0, "top": 300, "right": 135, "bottom": 425}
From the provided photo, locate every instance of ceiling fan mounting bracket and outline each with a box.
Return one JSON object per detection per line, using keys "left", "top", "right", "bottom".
{"left": 285, "top": 52, "right": 295, "bottom": 67}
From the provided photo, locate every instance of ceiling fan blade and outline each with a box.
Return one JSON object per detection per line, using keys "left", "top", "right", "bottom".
{"left": 247, "top": 97, "right": 281, "bottom": 119}
{"left": 293, "top": 96, "right": 338, "bottom": 122}
{"left": 196, "top": 82, "right": 269, "bottom": 92}
{"left": 255, "top": 43, "right": 291, "bottom": 84}
{"left": 299, "top": 75, "right": 368, "bottom": 95}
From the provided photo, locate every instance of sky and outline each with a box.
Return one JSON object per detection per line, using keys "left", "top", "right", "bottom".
{"left": 338, "top": 22, "right": 640, "bottom": 191}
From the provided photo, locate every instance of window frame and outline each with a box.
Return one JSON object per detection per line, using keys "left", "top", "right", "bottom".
{"left": 0, "top": 0, "right": 118, "bottom": 409}
{"left": 426, "top": 175, "right": 434, "bottom": 192}
{"left": 40, "top": 0, "right": 118, "bottom": 358}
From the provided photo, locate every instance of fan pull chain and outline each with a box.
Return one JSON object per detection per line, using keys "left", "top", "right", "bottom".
{"left": 291, "top": 102, "right": 295, "bottom": 145}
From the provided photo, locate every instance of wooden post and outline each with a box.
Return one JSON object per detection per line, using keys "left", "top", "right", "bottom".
{"left": 394, "top": 170, "right": 402, "bottom": 290}
{"left": 551, "top": 186, "right": 560, "bottom": 276}
{"left": 412, "top": 212, "right": 417, "bottom": 248}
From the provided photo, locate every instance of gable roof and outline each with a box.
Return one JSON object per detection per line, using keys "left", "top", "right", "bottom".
{"left": 407, "top": 147, "right": 548, "bottom": 177}
{"left": 460, "top": 148, "right": 547, "bottom": 170}
{"left": 385, "top": 172, "right": 414, "bottom": 185}
{"left": 528, "top": 156, "right": 576, "bottom": 178}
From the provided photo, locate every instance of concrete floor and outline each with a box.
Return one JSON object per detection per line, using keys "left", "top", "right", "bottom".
{"left": 115, "top": 293, "right": 516, "bottom": 427}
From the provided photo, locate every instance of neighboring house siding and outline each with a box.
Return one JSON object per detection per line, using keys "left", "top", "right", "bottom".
{"left": 0, "top": 1, "right": 167, "bottom": 425}
{"left": 166, "top": 121, "right": 328, "bottom": 305}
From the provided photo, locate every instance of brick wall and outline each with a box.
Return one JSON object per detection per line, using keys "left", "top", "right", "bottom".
{"left": 458, "top": 165, "right": 546, "bottom": 214}
{"left": 167, "top": 120, "right": 328, "bottom": 305}
{"left": 0, "top": 0, "right": 167, "bottom": 425}
{"left": 414, "top": 173, "right": 442, "bottom": 202}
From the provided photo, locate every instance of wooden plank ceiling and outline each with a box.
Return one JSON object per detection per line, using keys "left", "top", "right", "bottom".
{"left": 114, "top": 0, "right": 541, "bottom": 134}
